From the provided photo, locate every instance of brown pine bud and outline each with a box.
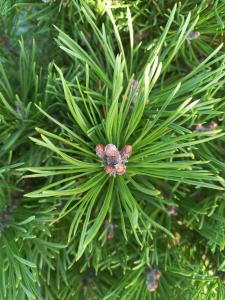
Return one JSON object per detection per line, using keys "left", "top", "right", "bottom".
{"left": 104, "top": 165, "right": 115, "bottom": 175}
{"left": 121, "top": 145, "right": 132, "bottom": 159}
{"left": 209, "top": 121, "right": 218, "bottom": 129}
{"left": 167, "top": 206, "right": 178, "bottom": 216}
{"left": 186, "top": 31, "right": 200, "bottom": 41}
{"left": 147, "top": 269, "right": 161, "bottom": 281}
{"left": 107, "top": 223, "right": 114, "bottom": 240}
{"left": 105, "top": 144, "right": 119, "bottom": 158}
{"left": 115, "top": 163, "right": 126, "bottom": 175}
{"left": 147, "top": 280, "right": 158, "bottom": 292}
{"left": 194, "top": 124, "right": 203, "bottom": 132}
{"left": 154, "top": 270, "right": 161, "bottom": 281}
{"left": 146, "top": 269, "right": 161, "bottom": 292}
{"left": 96, "top": 144, "right": 105, "bottom": 159}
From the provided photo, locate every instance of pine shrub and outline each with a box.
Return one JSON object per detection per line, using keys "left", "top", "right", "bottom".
{"left": 1, "top": 1, "right": 225, "bottom": 299}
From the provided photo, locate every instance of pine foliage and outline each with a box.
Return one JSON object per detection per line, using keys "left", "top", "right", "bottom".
{"left": 1, "top": 0, "right": 225, "bottom": 299}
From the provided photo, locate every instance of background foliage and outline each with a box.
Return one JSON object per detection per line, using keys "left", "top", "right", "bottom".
{"left": 1, "top": 0, "right": 225, "bottom": 299}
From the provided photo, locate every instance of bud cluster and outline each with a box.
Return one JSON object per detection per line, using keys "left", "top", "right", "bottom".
{"left": 96, "top": 144, "right": 132, "bottom": 176}
{"left": 167, "top": 205, "right": 178, "bottom": 216}
{"left": 104, "top": 220, "right": 115, "bottom": 240}
{"left": 146, "top": 269, "right": 161, "bottom": 292}
{"left": 186, "top": 31, "right": 200, "bottom": 46}
{"left": 194, "top": 121, "right": 218, "bottom": 133}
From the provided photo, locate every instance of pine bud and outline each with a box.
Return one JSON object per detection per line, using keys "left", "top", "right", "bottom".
{"left": 209, "top": 121, "right": 218, "bottom": 129}
{"left": 121, "top": 145, "right": 132, "bottom": 160}
{"left": 154, "top": 270, "right": 161, "bottom": 280}
{"left": 146, "top": 269, "right": 161, "bottom": 292}
{"left": 104, "top": 165, "right": 115, "bottom": 176}
{"left": 186, "top": 31, "right": 200, "bottom": 41}
{"left": 147, "top": 269, "right": 161, "bottom": 281}
{"left": 105, "top": 144, "right": 120, "bottom": 158}
{"left": 96, "top": 144, "right": 105, "bottom": 159}
{"left": 186, "top": 31, "right": 200, "bottom": 46}
{"left": 147, "top": 280, "right": 158, "bottom": 292}
{"left": 115, "top": 163, "right": 126, "bottom": 175}
{"left": 167, "top": 206, "right": 178, "bottom": 216}
{"left": 105, "top": 221, "right": 114, "bottom": 240}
